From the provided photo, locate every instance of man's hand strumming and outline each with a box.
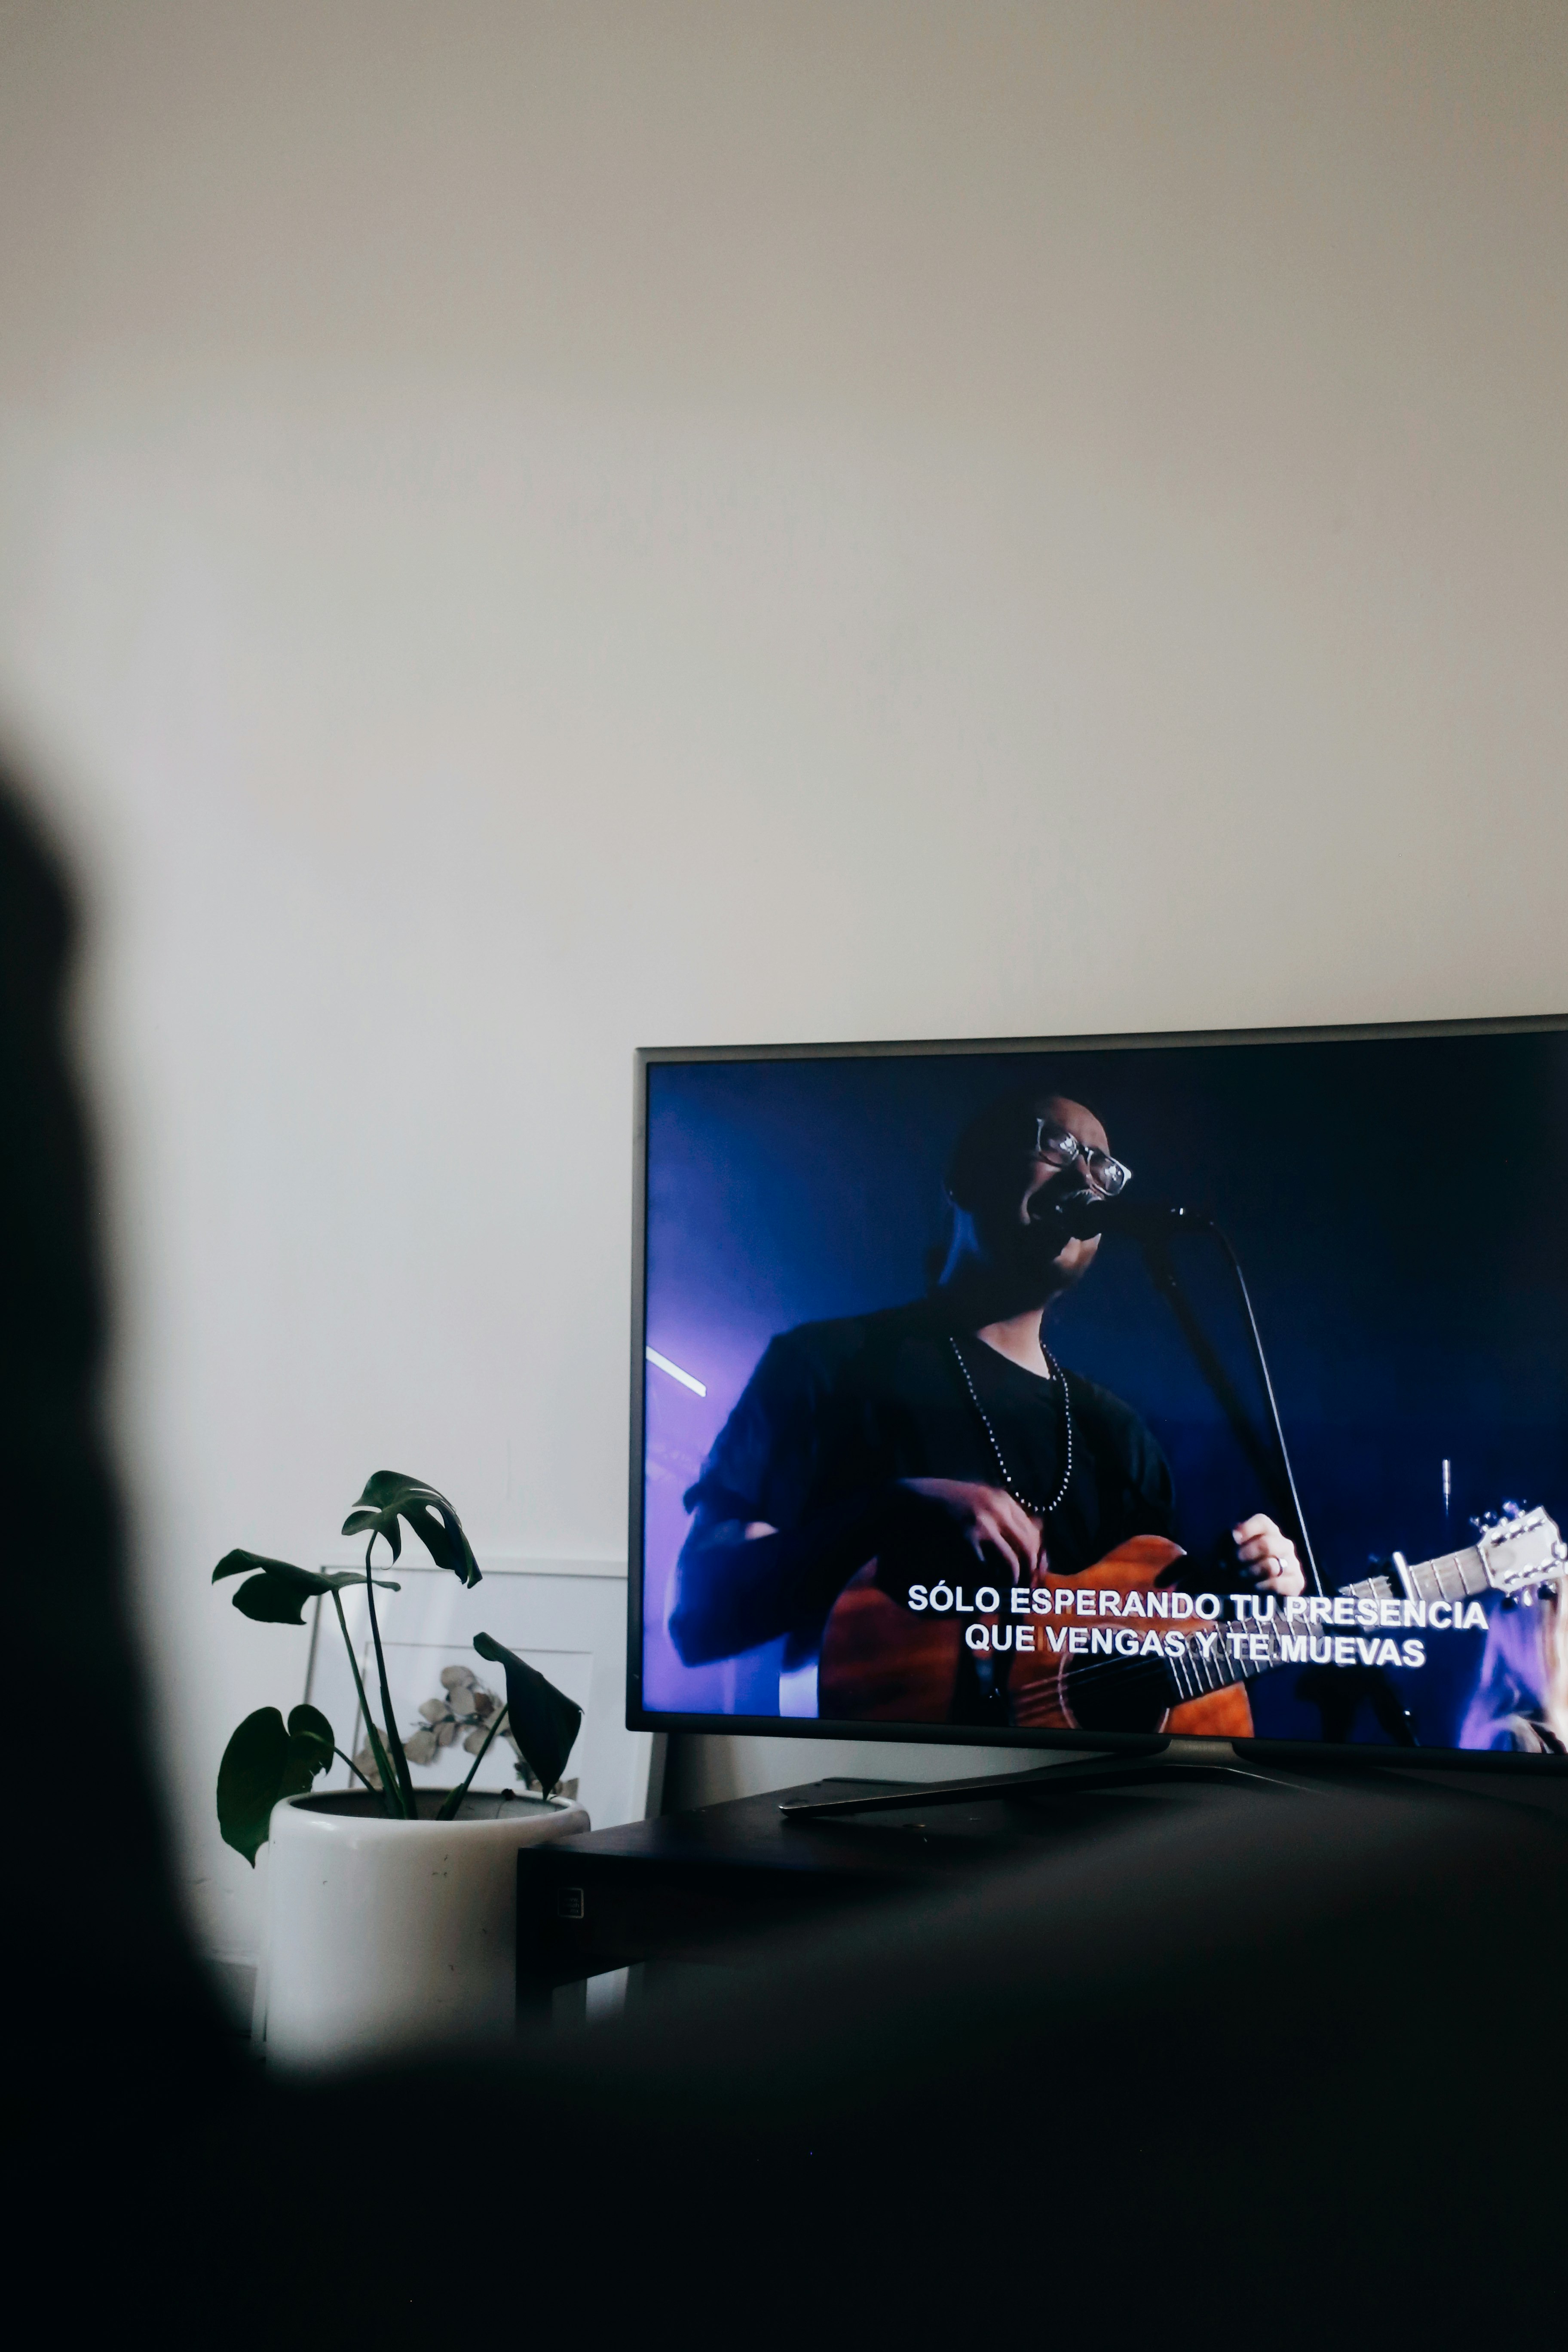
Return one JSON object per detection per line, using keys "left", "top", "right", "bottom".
{"left": 881, "top": 1478, "right": 1043, "bottom": 1596}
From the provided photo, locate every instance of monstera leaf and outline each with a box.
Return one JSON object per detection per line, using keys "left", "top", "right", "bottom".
{"left": 472, "top": 1631, "right": 582, "bottom": 1797}
{"left": 217, "top": 1703, "right": 336, "bottom": 1865}
{"left": 340, "top": 1473, "right": 481, "bottom": 1588}
{"left": 212, "top": 1550, "right": 400, "bottom": 1625}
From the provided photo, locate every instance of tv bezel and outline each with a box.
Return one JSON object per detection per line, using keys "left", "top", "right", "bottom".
{"left": 626, "top": 1011, "right": 1568, "bottom": 1773}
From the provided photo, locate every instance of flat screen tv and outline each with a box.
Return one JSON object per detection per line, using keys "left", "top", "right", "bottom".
{"left": 628, "top": 1017, "right": 1568, "bottom": 1772}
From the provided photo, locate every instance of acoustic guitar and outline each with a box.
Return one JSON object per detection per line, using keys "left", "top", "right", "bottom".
{"left": 817, "top": 1502, "right": 1565, "bottom": 1736}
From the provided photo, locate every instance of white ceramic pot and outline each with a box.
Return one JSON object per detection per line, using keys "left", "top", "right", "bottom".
{"left": 254, "top": 1787, "right": 590, "bottom": 2068}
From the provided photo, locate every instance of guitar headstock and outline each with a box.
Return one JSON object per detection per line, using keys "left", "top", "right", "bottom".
{"left": 1472, "top": 1501, "right": 1566, "bottom": 1600}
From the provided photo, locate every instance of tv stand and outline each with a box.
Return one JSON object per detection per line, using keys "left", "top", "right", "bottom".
{"left": 776, "top": 1739, "right": 1302, "bottom": 1820}
{"left": 516, "top": 1757, "right": 1562, "bottom": 2022}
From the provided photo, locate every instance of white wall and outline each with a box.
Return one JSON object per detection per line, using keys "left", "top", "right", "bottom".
{"left": 1, "top": 1, "right": 1565, "bottom": 1957}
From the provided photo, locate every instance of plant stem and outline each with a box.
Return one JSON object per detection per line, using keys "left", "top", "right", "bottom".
{"left": 363, "top": 1537, "right": 419, "bottom": 1818}
{"left": 434, "top": 1706, "right": 511, "bottom": 1822}
{"left": 331, "top": 1587, "right": 400, "bottom": 1818}
{"left": 334, "top": 1747, "right": 381, "bottom": 1797}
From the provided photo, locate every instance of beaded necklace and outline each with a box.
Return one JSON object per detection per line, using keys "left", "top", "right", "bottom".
{"left": 948, "top": 1334, "right": 1075, "bottom": 1518}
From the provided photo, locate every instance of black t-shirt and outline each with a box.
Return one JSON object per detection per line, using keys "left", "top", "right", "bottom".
{"left": 671, "top": 1299, "right": 1175, "bottom": 1664}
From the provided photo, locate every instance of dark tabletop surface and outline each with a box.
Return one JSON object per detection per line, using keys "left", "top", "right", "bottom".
{"left": 531, "top": 1752, "right": 1568, "bottom": 1885}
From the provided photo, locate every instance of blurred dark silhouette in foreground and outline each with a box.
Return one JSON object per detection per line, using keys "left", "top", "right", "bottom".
{"left": 6, "top": 764, "right": 1563, "bottom": 2346}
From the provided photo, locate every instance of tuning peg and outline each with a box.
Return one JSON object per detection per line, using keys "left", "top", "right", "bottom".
{"left": 1502, "top": 1500, "right": 1522, "bottom": 1519}
{"left": 1521, "top": 1588, "right": 1538, "bottom": 1606}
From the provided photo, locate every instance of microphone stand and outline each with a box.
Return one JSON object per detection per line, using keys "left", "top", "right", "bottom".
{"left": 1145, "top": 1221, "right": 1418, "bottom": 1745}
{"left": 1140, "top": 1220, "right": 1324, "bottom": 1598}
{"left": 1205, "top": 1226, "right": 1325, "bottom": 1597}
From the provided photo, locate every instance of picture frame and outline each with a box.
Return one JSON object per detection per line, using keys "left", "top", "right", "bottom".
{"left": 305, "top": 1558, "right": 662, "bottom": 1831}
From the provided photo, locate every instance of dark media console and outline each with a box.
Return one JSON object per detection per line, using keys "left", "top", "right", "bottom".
{"left": 516, "top": 1747, "right": 1566, "bottom": 2017}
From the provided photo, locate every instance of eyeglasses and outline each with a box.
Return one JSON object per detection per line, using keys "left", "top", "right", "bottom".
{"left": 1029, "top": 1119, "right": 1132, "bottom": 1198}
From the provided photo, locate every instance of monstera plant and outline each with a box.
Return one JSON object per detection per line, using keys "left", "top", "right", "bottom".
{"left": 214, "top": 1472, "right": 582, "bottom": 1863}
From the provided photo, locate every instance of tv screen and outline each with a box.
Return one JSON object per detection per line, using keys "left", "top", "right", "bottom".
{"left": 629, "top": 1019, "right": 1568, "bottom": 1761}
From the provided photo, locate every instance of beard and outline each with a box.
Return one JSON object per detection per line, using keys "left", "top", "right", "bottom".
{"left": 1014, "top": 1187, "right": 1098, "bottom": 1297}
{"left": 1025, "top": 1177, "right": 1093, "bottom": 1244}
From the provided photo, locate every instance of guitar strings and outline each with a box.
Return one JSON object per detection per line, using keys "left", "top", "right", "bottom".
{"left": 992, "top": 1571, "right": 1465, "bottom": 1716}
{"left": 989, "top": 1539, "right": 1494, "bottom": 1712}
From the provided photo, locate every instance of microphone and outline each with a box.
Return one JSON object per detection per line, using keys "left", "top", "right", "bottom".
{"left": 1041, "top": 1190, "right": 1212, "bottom": 1243}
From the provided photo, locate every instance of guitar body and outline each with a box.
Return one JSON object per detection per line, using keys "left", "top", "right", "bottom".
{"left": 818, "top": 1539, "right": 1255, "bottom": 1738}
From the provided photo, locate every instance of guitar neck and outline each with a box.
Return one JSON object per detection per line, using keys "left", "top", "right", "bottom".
{"left": 1162, "top": 1543, "right": 1490, "bottom": 1711}
{"left": 1162, "top": 1616, "right": 1283, "bottom": 1708}
{"left": 1344, "top": 1545, "right": 1488, "bottom": 1608}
